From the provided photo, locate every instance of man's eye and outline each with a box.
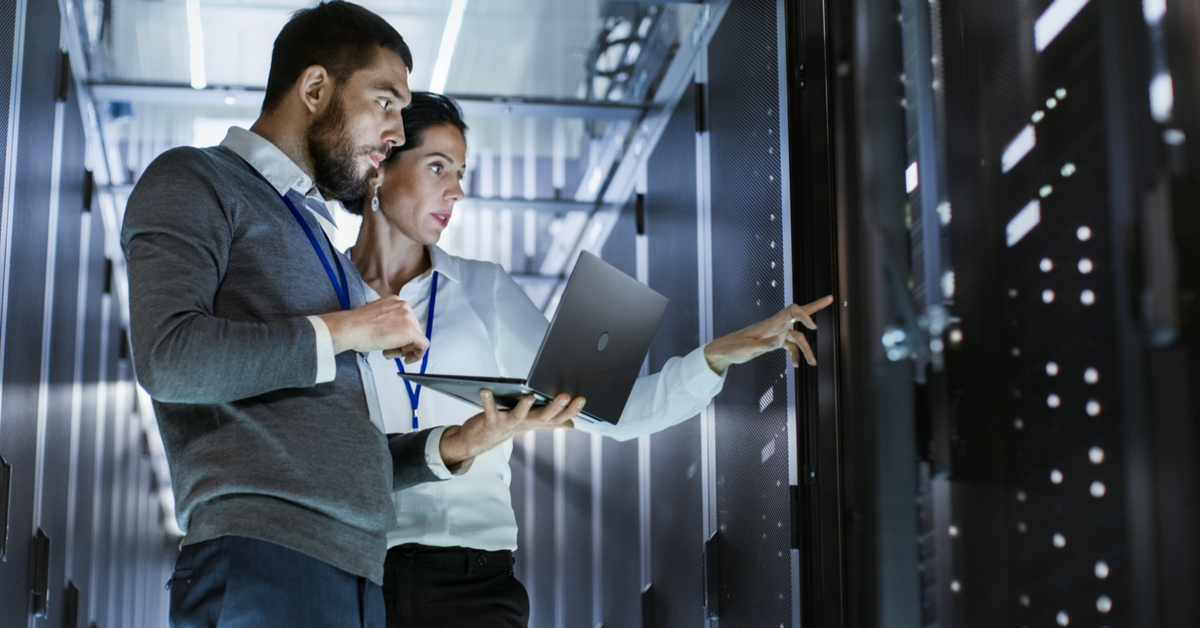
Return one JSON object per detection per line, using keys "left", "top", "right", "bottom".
{"left": 379, "top": 99, "right": 390, "bottom": 109}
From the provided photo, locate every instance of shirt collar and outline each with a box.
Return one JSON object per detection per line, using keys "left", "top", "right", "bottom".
{"left": 219, "top": 126, "right": 313, "bottom": 196}
{"left": 428, "top": 245, "right": 461, "bottom": 284}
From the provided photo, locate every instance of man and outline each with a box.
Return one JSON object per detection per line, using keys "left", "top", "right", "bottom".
{"left": 121, "top": 3, "right": 580, "bottom": 626}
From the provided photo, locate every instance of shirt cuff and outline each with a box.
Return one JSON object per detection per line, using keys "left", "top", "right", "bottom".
{"left": 682, "top": 345, "right": 728, "bottom": 394}
{"left": 307, "top": 315, "right": 337, "bottom": 384}
{"left": 425, "top": 425, "right": 474, "bottom": 479}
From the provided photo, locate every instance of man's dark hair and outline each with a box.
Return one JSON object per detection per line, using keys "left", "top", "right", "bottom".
{"left": 387, "top": 92, "right": 469, "bottom": 160}
{"left": 262, "top": 1, "right": 413, "bottom": 113}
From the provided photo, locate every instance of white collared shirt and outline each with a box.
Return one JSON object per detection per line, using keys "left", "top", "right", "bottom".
{"left": 217, "top": 128, "right": 462, "bottom": 476}
{"left": 364, "top": 245, "right": 726, "bottom": 550}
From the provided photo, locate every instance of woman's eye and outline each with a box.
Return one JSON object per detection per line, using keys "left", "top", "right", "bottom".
{"left": 431, "top": 165, "right": 443, "bottom": 174}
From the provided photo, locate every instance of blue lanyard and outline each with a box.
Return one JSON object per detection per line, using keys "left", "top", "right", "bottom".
{"left": 281, "top": 193, "right": 351, "bottom": 311}
{"left": 396, "top": 271, "right": 439, "bottom": 430}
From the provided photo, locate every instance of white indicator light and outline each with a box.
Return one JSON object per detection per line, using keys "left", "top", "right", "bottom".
{"left": 1040, "top": 258, "right": 1054, "bottom": 272}
{"left": 1081, "top": 289, "right": 1096, "bottom": 305}
{"left": 1042, "top": 289, "right": 1056, "bottom": 303}
{"left": 1040, "top": 185, "right": 1054, "bottom": 197}
{"left": 906, "top": 162, "right": 920, "bottom": 193}
{"left": 1090, "top": 447, "right": 1105, "bottom": 464}
{"left": 1035, "top": 0, "right": 1091, "bottom": 52}
{"left": 1091, "top": 481, "right": 1106, "bottom": 497}
{"left": 1051, "top": 469, "right": 1064, "bottom": 484}
{"left": 1002, "top": 125, "right": 1037, "bottom": 173}
{"left": 937, "top": 201, "right": 952, "bottom": 225}
{"left": 1014, "top": 418, "right": 1025, "bottom": 429}
{"left": 1046, "top": 97, "right": 1059, "bottom": 109}
{"left": 1151, "top": 72, "right": 1175, "bottom": 123}
{"left": 1056, "top": 610, "right": 1070, "bottom": 626}
{"left": 949, "top": 525, "right": 959, "bottom": 537}
{"left": 1079, "top": 258, "right": 1094, "bottom": 273}
{"left": 1046, "top": 361, "right": 1060, "bottom": 376}
{"left": 1061, "top": 162, "right": 1076, "bottom": 176}
{"left": 1048, "top": 394, "right": 1062, "bottom": 408}
{"left": 1007, "top": 200, "right": 1041, "bottom": 247}
{"left": 950, "top": 580, "right": 961, "bottom": 592}
{"left": 1077, "top": 226, "right": 1092, "bottom": 241}
{"left": 1085, "top": 367, "right": 1099, "bottom": 384}
{"left": 1144, "top": 0, "right": 1166, "bottom": 23}
{"left": 1056, "top": 88, "right": 1068, "bottom": 99}
{"left": 1095, "top": 560, "right": 1110, "bottom": 578}
{"left": 1016, "top": 490, "right": 1027, "bottom": 502}
{"left": 1033, "top": 110, "right": 1046, "bottom": 123}
{"left": 1053, "top": 533, "right": 1066, "bottom": 547}
{"left": 1087, "top": 400, "right": 1101, "bottom": 416}
{"left": 1097, "top": 595, "right": 1113, "bottom": 613}
{"left": 941, "top": 270, "right": 956, "bottom": 299}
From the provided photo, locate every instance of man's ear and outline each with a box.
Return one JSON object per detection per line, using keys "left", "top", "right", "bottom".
{"left": 297, "top": 65, "right": 332, "bottom": 115}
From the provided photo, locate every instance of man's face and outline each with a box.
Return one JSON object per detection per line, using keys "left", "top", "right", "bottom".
{"left": 306, "top": 46, "right": 411, "bottom": 201}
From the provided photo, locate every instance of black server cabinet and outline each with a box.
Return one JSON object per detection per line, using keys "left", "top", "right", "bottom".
{"left": 708, "top": 1, "right": 798, "bottom": 625}
{"left": 0, "top": 0, "right": 61, "bottom": 624}
{"left": 644, "top": 79, "right": 704, "bottom": 628}
{"left": 70, "top": 212, "right": 107, "bottom": 628}
{"left": 38, "top": 70, "right": 87, "bottom": 628}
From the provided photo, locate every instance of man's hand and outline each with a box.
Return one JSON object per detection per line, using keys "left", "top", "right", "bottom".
{"left": 317, "top": 296, "right": 429, "bottom": 362}
{"left": 439, "top": 390, "right": 586, "bottom": 470}
{"left": 703, "top": 295, "right": 835, "bottom": 374}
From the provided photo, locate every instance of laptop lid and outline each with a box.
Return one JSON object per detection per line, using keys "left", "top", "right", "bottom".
{"left": 523, "top": 251, "right": 669, "bottom": 424}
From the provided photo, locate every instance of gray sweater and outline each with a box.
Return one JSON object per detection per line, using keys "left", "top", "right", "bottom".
{"left": 122, "top": 145, "right": 438, "bottom": 584}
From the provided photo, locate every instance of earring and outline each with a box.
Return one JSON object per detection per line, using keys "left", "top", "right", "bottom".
{"left": 371, "top": 186, "right": 380, "bottom": 212}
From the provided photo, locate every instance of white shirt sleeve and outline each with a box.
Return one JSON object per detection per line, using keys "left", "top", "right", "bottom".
{"left": 307, "top": 315, "right": 337, "bottom": 384}
{"left": 424, "top": 425, "right": 474, "bottom": 479}
{"left": 575, "top": 345, "right": 726, "bottom": 441}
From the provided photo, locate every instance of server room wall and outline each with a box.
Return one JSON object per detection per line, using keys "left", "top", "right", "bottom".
{"left": 0, "top": 1, "right": 176, "bottom": 626}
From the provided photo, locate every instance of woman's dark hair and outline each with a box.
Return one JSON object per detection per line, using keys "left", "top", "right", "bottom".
{"left": 262, "top": 1, "right": 413, "bottom": 113}
{"left": 387, "top": 92, "right": 469, "bottom": 160}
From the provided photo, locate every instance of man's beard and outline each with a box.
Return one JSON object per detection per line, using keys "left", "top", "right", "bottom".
{"left": 306, "top": 93, "right": 378, "bottom": 203}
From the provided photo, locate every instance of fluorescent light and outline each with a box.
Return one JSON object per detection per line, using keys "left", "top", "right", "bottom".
{"left": 1002, "top": 124, "right": 1036, "bottom": 173}
{"left": 429, "top": 0, "right": 468, "bottom": 94}
{"left": 1006, "top": 200, "right": 1041, "bottom": 247}
{"left": 1035, "top": 0, "right": 1090, "bottom": 52}
{"left": 905, "top": 162, "right": 919, "bottom": 193}
{"left": 186, "top": 0, "right": 207, "bottom": 89}
{"left": 1150, "top": 72, "right": 1174, "bottom": 122}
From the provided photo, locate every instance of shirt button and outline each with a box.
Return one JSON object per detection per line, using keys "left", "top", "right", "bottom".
{"left": 477, "top": 555, "right": 488, "bottom": 566}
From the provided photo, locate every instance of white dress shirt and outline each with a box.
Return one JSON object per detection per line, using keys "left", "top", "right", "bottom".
{"left": 364, "top": 245, "right": 726, "bottom": 551}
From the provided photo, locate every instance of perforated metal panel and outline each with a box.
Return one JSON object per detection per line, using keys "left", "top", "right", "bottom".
{"left": 707, "top": 1, "right": 793, "bottom": 625}
{"left": 0, "top": 0, "right": 60, "bottom": 623}
{"left": 0, "top": 0, "right": 15, "bottom": 239}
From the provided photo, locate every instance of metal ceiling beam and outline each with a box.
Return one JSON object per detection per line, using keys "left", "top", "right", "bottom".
{"left": 87, "top": 81, "right": 645, "bottom": 120}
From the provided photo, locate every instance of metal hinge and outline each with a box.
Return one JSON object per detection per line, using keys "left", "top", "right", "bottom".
{"left": 703, "top": 531, "right": 722, "bottom": 619}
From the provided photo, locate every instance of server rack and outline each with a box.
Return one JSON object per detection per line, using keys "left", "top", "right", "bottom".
{"left": 790, "top": 0, "right": 1200, "bottom": 626}
{"left": 0, "top": 1, "right": 177, "bottom": 626}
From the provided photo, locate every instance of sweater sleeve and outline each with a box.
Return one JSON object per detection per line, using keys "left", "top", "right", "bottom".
{"left": 121, "top": 148, "right": 322, "bottom": 403}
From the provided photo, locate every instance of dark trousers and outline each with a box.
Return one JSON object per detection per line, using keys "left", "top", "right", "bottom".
{"left": 383, "top": 544, "right": 530, "bottom": 628}
{"left": 168, "top": 536, "right": 386, "bottom": 628}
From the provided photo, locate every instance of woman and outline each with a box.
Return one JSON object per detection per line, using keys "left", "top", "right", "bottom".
{"left": 349, "top": 92, "right": 832, "bottom": 628}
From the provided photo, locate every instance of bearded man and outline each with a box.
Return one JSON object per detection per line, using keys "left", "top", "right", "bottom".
{"left": 122, "top": 2, "right": 533, "bottom": 626}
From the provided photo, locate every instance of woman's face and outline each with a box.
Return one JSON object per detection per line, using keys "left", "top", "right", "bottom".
{"left": 375, "top": 123, "right": 467, "bottom": 245}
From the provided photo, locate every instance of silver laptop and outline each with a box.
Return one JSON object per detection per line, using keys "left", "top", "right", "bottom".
{"left": 397, "top": 251, "right": 669, "bottom": 425}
